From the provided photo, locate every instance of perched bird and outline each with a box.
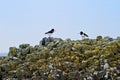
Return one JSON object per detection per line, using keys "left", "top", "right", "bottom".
{"left": 45, "top": 29, "right": 55, "bottom": 37}
{"left": 79, "top": 31, "right": 88, "bottom": 39}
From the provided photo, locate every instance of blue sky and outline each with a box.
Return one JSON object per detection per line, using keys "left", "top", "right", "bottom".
{"left": 0, "top": 0, "right": 120, "bottom": 53}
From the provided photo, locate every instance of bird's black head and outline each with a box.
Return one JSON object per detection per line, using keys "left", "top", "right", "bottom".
{"left": 80, "top": 31, "right": 83, "bottom": 35}
{"left": 51, "top": 29, "right": 54, "bottom": 31}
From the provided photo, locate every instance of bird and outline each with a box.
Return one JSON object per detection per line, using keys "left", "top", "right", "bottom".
{"left": 45, "top": 29, "right": 55, "bottom": 37}
{"left": 79, "top": 31, "right": 88, "bottom": 39}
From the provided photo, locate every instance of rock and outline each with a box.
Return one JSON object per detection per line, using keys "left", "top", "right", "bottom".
{"left": 116, "top": 77, "right": 120, "bottom": 80}
{"left": 0, "top": 74, "right": 2, "bottom": 80}
{"left": 29, "top": 46, "right": 34, "bottom": 53}
{"left": 104, "top": 63, "right": 110, "bottom": 70}
{"left": 19, "top": 44, "right": 30, "bottom": 49}
{"left": 40, "top": 37, "right": 47, "bottom": 46}
{"left": 8, "top": 47, "right": 18, "bottom": 57}
{"left": 103, "top": 59, "right": 110, "bottom": 70}
{"left": 40, "top": 37, "right": 54, "bottom": 46}
{"left": 104, "top": 36, "right": 114, "bottom": 42}
{"left": 21, "top": 47, "right": 30, "bottom": 55}
{"left": 104, "top": 59, "right": 109, "bottom": 63}
{"left": 1, "top": 36, "right": 120, "bottom": 79}
{"left": 116, "top": 36, "right": 120, "bottom": 41}
{"left": 96, "top": 36, "right": 103, "bottom": 41}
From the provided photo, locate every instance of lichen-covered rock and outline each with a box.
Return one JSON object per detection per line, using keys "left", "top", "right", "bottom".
{"left": 104, "top": 36, "right": 114, "bottom": 42}
{"left": 1, "top": 36, "right": 120, "bottom": 80}
{"left": 19, "top": 44, "right": 30, "bottom": 49}
{"left": 40, "top": 37, "right": 54, "bottom": 46}
{"left": 8, "top": 47, "right": 18, "bottom": 57}
{"left": 97, "top": 36, "right": 103, "bottom": 41}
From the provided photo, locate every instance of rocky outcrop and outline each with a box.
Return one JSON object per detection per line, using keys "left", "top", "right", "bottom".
{"left": 0, "top": 36, "right": 120, "bottom": 80}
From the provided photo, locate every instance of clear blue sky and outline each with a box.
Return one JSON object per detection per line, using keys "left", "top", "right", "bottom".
{"left": 0, "top": 0, "right": 120, "bottom": 53}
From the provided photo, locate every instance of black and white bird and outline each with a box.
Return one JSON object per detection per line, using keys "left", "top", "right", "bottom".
{"left": 45, "top": 29, "right": 55, "bottom": 37}
{"left": 79, "top": 31, "right": 88, "bottom": 39}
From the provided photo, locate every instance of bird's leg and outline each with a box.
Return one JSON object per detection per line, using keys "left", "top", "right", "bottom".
{"left": 82, "top": 35, "right": 85, "bottom": 40}
{"left": 48, "top": 33, "right": 52, "bottom": 38}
